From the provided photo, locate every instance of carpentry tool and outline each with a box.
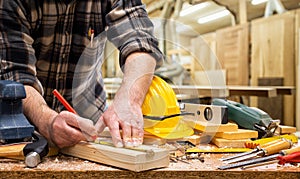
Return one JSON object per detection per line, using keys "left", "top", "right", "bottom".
{"left": 223, "top": 138, "right": 292, "bottom": 164}
{"left": 23, "top": 132, "right": 49, "bottom": 168}
{"left": 241, "top": 159, "right": 279, "bottom": 170}
{"left": 220, "top": 139, "right": 283, "bottom": 161}
{"left": 218, "top": 145, "right": 300, "bottom": 170}
{"left": 245, "top": 134, "right": 298, "bottom": 149}
{"left": 180, "top": 103, "right": 228, "bottom": 124}
{"left": 0, "top": 80, "right": 50, "bottom": 167}
{"left": 187, "top": 147, "right": 251, "bottom": 153}
{"left": 244, "top": 134, "right": 298, "bottom": 149}
{"left": 212, "top": 98, "right": 280, "bottom": 138}
{"left": 53, "top": 89, "right": 77, "bottom": 114}
{"left": 0, "top": 80, "right": 34, "bottom": 142}
{"left": 277, "top": 151, "right": 300, "bottom": 165}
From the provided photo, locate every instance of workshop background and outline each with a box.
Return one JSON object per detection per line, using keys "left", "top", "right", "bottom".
{"left": 102, "top": 0, "right": 300, "bottom": 130}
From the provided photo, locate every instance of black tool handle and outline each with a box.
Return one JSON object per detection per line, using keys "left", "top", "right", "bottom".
{"left": 23, "top": 132, "right": 49, "bottom": 158}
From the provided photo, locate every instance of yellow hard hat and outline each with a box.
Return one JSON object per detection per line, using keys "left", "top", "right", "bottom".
{"left": 142, "top": 76, "right": 194, "bottom": 139}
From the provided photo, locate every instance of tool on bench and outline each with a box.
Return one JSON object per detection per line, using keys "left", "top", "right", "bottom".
{"left": 244, "top": 134, "right": 298, "bottom": 149}
{"left": 0, "top": 80, "right": 34, "bottom": 143}
{"left": 212, "top": 98, "right": 280, "bottom": 138}
{"left": 218, "top": 144, "right": 300, "bottom": 170}
{"left": 220, "top": 139, "right": 283, "bottom": 161}
{"left": 0, "top": 80, "right": 49, "bottom": 167}
{"left": 23, "top": 131, "right": 49, "bottom": 168}
{"left": 223, "top": 138, "right": 292, "bottom": 164}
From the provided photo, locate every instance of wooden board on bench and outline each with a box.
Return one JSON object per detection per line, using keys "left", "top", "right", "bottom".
{"left": 60, "top": 141, "right": 170, "bottom": 172}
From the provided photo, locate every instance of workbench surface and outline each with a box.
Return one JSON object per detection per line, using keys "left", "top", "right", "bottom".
{"left": 1, "top": 153, "right": 299, "bottom": 179}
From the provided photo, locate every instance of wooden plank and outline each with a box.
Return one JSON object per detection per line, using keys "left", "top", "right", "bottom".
{"left": 211, "top": 138, "right": 251, "bottom": 148}
{"left": 190, "top": 32, "right": 217, "bottom": 74}
{"left": 239, "top": 0, "right": 248, "bottom": 24}
{"left": 183, "top": 135, "right": 201, "bottom": 146}
{"left": 60, "top": 142, "right": 170, "bottom": 172}
{"left": 276, "top": 125, "right": 297, "bottom": 134}
{"left": 216, "top": 24, "right": 249, "bottom": 86}
{"left": 193, "top": 69, "right": 227, "bottom": 86}
{"left": 250, "top": 12, "right": 295, "bottom": 126}
{"left": 215, "top": 129, "right": 258, "bottom": 140}
{"left": 171, "top": 85, "right": 228, "bottom": 98}
{"left": 184, "top": 121, "right": 238, "bottom": 133}
{"left": 274, "top": 86, "right": 296, "bottom": 95}
{"left": 228, "top": 86, "right": 277, "bottom": 97}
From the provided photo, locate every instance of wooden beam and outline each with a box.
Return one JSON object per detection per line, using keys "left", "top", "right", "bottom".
{"left": 228, "top": 86, "right": 277, "bottom": 97}
{"left": 273, "top": 86, "right": 296, "bottom": 95}
{"left": 215, "top": 129, "right": 258, "bottom": 140}
{"left": 60, "top": 142, "right": 170, "bottom": 172}
{"left": 239, "top": 0, "right": 248, "bottom": 24}
{"left": 172, "top": 85, "right": 228, "bottom": 98}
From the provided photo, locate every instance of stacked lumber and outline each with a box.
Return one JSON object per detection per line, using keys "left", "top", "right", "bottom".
{"left": 212, "top": 129, "right": 258, "bottom": 148}
{"left": 185, "top": 120, "right": 258, "bottom": 148}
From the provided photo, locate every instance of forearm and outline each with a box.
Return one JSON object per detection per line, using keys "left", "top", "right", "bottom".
{"left": 119, "top": 52, "right": 157, "bottom": 106}
{"left": 23, "top": 85, "right": 57, "bottom": 142}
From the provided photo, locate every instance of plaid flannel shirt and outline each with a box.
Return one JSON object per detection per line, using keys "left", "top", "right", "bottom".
{"left": 0, "top": 0, "right": 163, "bottom": 122}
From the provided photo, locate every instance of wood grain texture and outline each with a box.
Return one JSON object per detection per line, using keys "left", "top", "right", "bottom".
{"left": 60, "top": 142, "right": 170, "bottom": 172}
{"left": 216, "top": 24, "right": 249, "bottom": 86}
{"left": 185, "top": 121, "right": 238, "bottom": 133}
{"left": 295, "top": 9, "right": 300, "bottom": 130}
{"left": 276, "top": 125, "right": 297, "bottom": 134}
{"left": 250, "top": 12, "right": 295, "bottom": 126}
{"left": 215, "top": 129, "right": 258, "bottom": 140}
{"left": 212, "top": 138, "right": 251, "bottom": 148}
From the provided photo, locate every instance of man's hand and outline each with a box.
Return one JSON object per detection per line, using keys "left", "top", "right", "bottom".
{"left": 50, "top": 111, "right": 97, "bottom": 148}
{"left": 95, "top": 52, "right": 156, "bottom": 147}
{"left": 23, "top": 86, "right": 96, "bottom": 148}
{"left": 96, "top": 88, "right": 144, "bottom": 148}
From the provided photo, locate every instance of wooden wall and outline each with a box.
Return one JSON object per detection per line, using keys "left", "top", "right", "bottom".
{"left": 216, "top": 24, "right": 249, "bottom": 85}
{"left": 250, "top": 12, "right": 295, "bottom": 126}
{"left": 295, "top": 9, "right": 300, "bottom": 129}
{"left": 190, "top": 10, "right": 298, "bottom": 126}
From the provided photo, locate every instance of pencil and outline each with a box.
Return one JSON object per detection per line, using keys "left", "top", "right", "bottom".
{"left": 52, "top": 89, "right": 77, "bottom": 114}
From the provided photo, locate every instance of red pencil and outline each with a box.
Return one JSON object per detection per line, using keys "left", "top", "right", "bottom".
{"left": 52, "top": 89, "right": 77, "bottom": 114}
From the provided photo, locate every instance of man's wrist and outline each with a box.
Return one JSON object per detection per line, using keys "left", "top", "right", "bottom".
{"left": 23, "top": 85, "right": 57, "bottom": 142}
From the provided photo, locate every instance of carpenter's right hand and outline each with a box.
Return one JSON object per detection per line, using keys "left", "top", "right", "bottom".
{"left": 49, "top": 111, "right": 97, "bottom": 148}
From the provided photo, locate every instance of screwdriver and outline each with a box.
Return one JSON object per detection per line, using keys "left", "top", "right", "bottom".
{"left": 224, "top": 138, "right": 292, "bottom": 164}
{"left": 220, "top": 139, "right": 283, "bottom": 162}
{"left": 219, "top": 144, "right": 300, "bottom": 170}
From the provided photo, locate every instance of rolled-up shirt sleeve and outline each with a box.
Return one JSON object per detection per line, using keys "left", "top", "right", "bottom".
{"left": 105, "top": 0, "right": 164, "bottom": 69}
{"left": 0, "top": 1, "right": 43, "bottom": 94}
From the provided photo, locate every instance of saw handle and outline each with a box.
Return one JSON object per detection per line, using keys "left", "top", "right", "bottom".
{"left": 261, "top": 139, "right": 292, "bottom": 155}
